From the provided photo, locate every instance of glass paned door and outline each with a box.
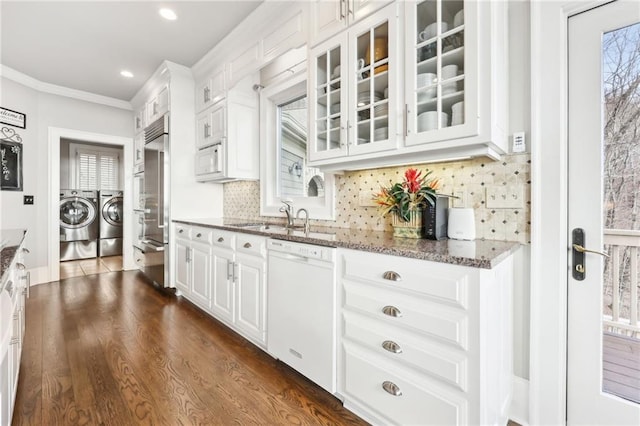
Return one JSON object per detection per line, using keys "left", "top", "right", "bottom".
{"left": 313, "top": 42, "right": 345, "bottom": 159}
{"left": 354, "top": 21, "right": 390, "bottom": 146}
{"left": 568, "top": 1, "right": 640, "bottom": 423}
{"left": 414, "top": 0, "right": 465, "bottom": 134}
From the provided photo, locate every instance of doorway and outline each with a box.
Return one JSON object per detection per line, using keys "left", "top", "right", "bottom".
{"left": 567, "top": 1, "right": 640, "bottom": 424}
{"left": 48, "top": 128, "right": 134, "bottom": 282}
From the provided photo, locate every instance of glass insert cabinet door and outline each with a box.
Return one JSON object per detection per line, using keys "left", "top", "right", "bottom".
{"left": 349, "top": 8, "right": 398, "bottom": 156}
{"left": 405, "top": 0, "right": 475, "bottom": 146}
{"left": 309, "top": 34, "right": 348, "bottom": 162}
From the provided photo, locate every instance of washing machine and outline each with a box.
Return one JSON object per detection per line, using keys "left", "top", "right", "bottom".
{"left": 59, "top": 189, "right": 99, "bottom": 261}
{"left": 98, "top": 190, "right": 124, "bottom": 257}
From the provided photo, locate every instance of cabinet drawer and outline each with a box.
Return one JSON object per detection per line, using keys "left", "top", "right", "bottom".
{"left": 191, "top": 226, "right": 213, "bottom": 244}
{"left": 343, "top": 280, "right": 468, "bottom": 350}
{"left": 174, "top": 224, "right": 191, "bottom": 239}
{"left": 343, "top": 310, "right": 467, "bottom": 391}
{"left": 343, "top": 342, "right": 466, "bottom": 426}
{"left": 340, "top": 249, "right": 470, "bottom": 309}
{"left": 212, "top": 230, "right": 235, "bottom": 250}
{"left": 235, "top": 234, "right": 266, "bottom": 257}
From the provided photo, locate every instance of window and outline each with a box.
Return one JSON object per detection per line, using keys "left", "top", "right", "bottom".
{"left": 70, "top": 143, "right": 121, "bottom": 190}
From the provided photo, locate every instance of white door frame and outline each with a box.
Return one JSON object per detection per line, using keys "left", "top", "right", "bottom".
{"left": 530, "top": 1, "right": 613, "bottom": 424}
{"left": 48, "top": 127, "right": 135, "bottom": 281}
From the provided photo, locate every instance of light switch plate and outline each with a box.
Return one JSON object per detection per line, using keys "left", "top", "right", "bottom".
{"left": 512, "top": 131, "right": 526, "bottom": 153}
{"left": 486, "top": 185, "right": 525, "bottom": 208}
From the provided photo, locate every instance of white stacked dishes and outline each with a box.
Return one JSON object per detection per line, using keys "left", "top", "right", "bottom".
{"left": 373, "top": 127, "right": 389, "bottom": 140}
{"left": 442, "top": 65, "right": 458, "bottom": 95}
{"left": 418, "top": 111, "right": 449, "bottom": 132}
{"left": 451, "top": 101, "right": 464, "bottom": 125}
{"left": 453, "top": 10, "right": 464, "bottom": 27}
{"left": 357, "top": 90, "right": 383, "bottom": 107}
{"left": 374, "top": 103, "right": 389, "bottom": 118}
{"left": 417, "top": 73, "right": 437, "bottom": 101}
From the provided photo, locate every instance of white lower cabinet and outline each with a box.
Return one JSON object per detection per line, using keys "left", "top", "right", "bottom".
{"left": 173, "top": 226, "right": 213, "bottom": 311}
{"left": 172, "top": 223, "right": 267, "bottom": 348}
{"left": 337, "top": 248, "right": 514, "bottom": 426}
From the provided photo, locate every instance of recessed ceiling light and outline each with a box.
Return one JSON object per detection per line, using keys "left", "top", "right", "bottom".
{"left": 159, "top": 8, "right": 177, "bottom": 21}
{"left": 120, "top": 70, "right": 134, "bottom": 78}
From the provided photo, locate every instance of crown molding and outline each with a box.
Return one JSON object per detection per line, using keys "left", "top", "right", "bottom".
{"left": 0, "top": 64, "right": 132, "bottom": 111}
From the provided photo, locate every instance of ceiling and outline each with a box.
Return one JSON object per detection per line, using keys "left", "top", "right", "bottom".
{"left": 0, "top": 1, "right": 263, "bottom": 102}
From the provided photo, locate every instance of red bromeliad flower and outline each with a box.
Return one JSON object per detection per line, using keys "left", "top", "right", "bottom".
{"left": 372, "top": 167, "right": 441, "bottom": 222}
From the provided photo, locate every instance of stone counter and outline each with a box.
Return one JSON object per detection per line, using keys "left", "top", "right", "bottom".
{"left": 1, "top": 229, "right": 27, "bottom": 291}
{"left": 173, "top": 218, "right": 520, "bottom": 269}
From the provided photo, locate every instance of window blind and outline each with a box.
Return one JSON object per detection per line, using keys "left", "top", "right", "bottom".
{"left": 74, "top": 147, "right": 120, "bottom": 190}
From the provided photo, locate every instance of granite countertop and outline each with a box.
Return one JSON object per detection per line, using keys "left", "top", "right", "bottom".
{"left": 173, "top": 218, "right": 520, "bottom": 269}
{"left": 1, "top": 229, "right": 27, "bottom": 291}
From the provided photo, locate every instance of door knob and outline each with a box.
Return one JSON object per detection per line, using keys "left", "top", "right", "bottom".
{"left": 572, "top": 244, "right": 609, "bottom": 258}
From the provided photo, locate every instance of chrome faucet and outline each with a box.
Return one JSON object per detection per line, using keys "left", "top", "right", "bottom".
{"left": 279, "top": 201, "right": 294, "bottom": 228}
{"left": 296, "top": 208, "right": 310, "bottom": 234}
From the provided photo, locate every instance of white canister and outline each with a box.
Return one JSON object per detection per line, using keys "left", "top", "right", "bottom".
{"left": 447, "top": 208, "right": 475, "bottom": 240}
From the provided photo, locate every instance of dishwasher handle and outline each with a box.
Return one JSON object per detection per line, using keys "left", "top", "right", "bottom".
{"left": 268, "top": 251, "right": 333, "bottom": 269}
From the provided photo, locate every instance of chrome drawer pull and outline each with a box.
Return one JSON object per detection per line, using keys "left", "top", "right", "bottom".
{"left": 243, "top": 242, "right": 252, "bottom": 249}
{"left": 382, "top": 381, "right": 402, "bottom": 396}
{"left": 22, "top": 248, "right": 30, "bottom": 253}
{"left": 178, "top": 229, "right": 184, "bottom": 233}
{"left": 382, "top": 340, "right": 402, "bottom": 354}
{"left": 218, "top": 237, "right": 224, "bottom": 243}
{"left": 382, "top": 305, "right": 402, "bottom": 318}
{"left": 383, "top": 271, "right": 402, "bottom": 281}
{"left": 196, "top": 233, "right": 202, "bottom": 238}
{"left": 16, "top": 263, "right": 25, "bottom": 270}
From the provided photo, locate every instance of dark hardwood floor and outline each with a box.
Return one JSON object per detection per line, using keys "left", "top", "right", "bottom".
{"left": 12, "top": 271, "right": 367, "bottom": 425}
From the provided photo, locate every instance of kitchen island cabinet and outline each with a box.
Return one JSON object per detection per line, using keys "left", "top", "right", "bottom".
{"left": 0, "top": 229, "right": 28, "bottom": 426}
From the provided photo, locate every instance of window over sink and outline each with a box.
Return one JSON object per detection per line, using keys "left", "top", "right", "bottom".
{"left": 259, "top": 65, "right": 336, "bottom": 220}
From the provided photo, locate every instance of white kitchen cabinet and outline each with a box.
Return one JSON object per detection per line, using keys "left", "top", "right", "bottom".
{"left": 1, "top": 235, "right": 28, "bottom": 426}
{"left": 310, "top": 0, "right": 394, "bottom": 46}
{"left": 196, "top": 66, "right": 226, "bottom": 113}
{"left": 146, "top": 84, "right": 169, "bottom": 125}
{"left": 309, "top": 3, "right": 400, "bottom": 163}
{"left": 211, "top": 231, "right": 267, "bottom": 347}
{"left": 134, "top": 106, "right": 145, "bottom": 134}
{"left": 194, "top": 74, "right": 259, "bottom": 182}
{"left": 403, "top": 0, "right": 508, "bottom": 155}
{"left": 133, "top": 132, "right": 144, "bottom": 174}
{"left": 211, "top": 244, "right": 235, "bottom": 324}
{"left": 337, "top": 248, "right": 514, "bottom": 426}
{"left": 172, "top": 225, "right": 213, "bottom": 311}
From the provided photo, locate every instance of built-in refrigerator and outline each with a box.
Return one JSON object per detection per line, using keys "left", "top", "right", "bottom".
{"left": 134, "top": 114, "right": 169, "bottom": 286}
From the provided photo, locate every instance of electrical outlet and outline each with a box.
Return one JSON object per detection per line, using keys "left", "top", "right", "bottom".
{"left": 485, "top": 185, "right": 525, "bottom": 208}
{"left": 452, "top": 190, "right": 465, "bottom": 208}
{"left": 23, "top": 195, "right": 34, "bottom": 205}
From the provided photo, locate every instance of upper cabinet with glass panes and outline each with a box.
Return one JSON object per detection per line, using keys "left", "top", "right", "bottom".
{"left": 308, "top": 3, "right": 399, "bottom": 163}
{"left": 308, "top": 0, "right": 509, "bottom": 171}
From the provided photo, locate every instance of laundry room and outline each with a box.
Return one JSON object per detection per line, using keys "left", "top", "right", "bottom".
{"left": 59, "top": 138, "right": 124, "bottom": 277}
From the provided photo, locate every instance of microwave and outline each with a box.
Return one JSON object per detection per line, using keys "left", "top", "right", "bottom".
{"left": 195, "top": 143, "right": 222, "bottom": 181}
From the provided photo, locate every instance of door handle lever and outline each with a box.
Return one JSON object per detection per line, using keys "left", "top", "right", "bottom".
{"left": 572, "top": 244, "right": 609, "bottom": 258}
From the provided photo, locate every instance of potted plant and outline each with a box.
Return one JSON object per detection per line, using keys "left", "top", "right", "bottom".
{"left": 373, "top": 167, "right": 440, "bottom": 238}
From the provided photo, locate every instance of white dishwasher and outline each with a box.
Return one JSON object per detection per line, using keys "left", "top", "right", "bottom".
{"left": 267, "top": 239, "right": 337, "bottom": 394}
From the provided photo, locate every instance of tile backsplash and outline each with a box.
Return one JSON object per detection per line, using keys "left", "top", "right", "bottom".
{"left": 224, "top": 154, "right": 531, "bottom": 243}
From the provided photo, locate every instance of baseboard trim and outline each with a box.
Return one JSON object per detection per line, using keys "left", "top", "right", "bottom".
{"left": 28, "top": 266, "right": 52, "bottom": 286}
{"left": 510, "top": 376, "right": 530, "bottom": 425}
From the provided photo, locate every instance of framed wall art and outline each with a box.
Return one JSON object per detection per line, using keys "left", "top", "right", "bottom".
{"left": 0, "top": 107, "right": 26, "bottom": 129}
{"left": 1, "top": 128, "right": 23, "bottom": 191}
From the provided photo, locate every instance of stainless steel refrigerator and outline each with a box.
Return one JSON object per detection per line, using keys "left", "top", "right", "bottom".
{"left": 134, "top": 114, "right": 169, "bottom": 286}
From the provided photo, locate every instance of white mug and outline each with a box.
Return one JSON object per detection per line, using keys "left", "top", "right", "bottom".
{"left": 419, "top": 22, "right": 449, "bottom": 41}
{"left": 356, "top": 58, "right": 365, "bottom": 70}
{"left": 332, "top": 65, "right": 341, "bottom": 78}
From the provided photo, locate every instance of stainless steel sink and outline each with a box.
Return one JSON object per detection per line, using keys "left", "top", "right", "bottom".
{"left": 233, "top": 223, "right": 289, "bottom": 232}
{"left": 232, "top": 223, "right": 336, "bottom": 241}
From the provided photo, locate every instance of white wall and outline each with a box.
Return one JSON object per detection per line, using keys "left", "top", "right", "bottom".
{"left": 0, "top": 77, "right": 132, "bottom": 278}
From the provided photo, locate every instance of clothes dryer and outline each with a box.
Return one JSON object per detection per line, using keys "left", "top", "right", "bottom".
{"left": 59, "top": 189, "right": 99, "bottom": 261}
{"left": 98, "top": 190, "right": 123, "bottom": 257}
